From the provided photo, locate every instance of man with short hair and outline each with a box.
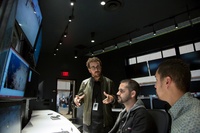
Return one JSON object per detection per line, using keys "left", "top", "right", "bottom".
{"left": 109, "top": 79, "right": 156, "bottom": 133}
{"left": 155, "top": 58, "right": 200, "bottom": 133}
{"left": 74, "top": 57, "right": 116, "bottom": 133}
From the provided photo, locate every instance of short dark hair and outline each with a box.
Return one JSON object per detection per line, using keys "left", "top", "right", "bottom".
{"left": 120, "top": 79, "right": 140, "bottom": 98}
{"left": 86, "top": 57, "right": 102, "bottom": 68}
{"left": 157, "top": 58, "right": 191, "bottom": 92}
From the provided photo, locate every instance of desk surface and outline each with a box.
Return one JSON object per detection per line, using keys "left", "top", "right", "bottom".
{"left": 22, "top": 110, "right": 80, "bottom": 133}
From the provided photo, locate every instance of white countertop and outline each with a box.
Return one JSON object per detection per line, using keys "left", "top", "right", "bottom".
{"left": 22, "top": 110, "right": 80, "bottom": 133}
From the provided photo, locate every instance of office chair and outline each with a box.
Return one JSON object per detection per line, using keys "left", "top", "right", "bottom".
{"left": 148, "top": 109, "right": 171, "bottom": 133}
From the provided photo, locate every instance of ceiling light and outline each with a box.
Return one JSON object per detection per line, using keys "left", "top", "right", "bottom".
{"left": 153, "top": 30, "right": 156, "bottom": 35}
{"left": 89, "top": 51, "right": 94, "bottom": 56}
{"left": 100, "top": 1, "right": 106, "bottom": 5}
{"left": 102, "top": 0, "right": 124, "bottom": 11}
{"left": 129, "top": 34, "right": 132, "bottom": 43}
{"left": 74, "top": 50, "right": 78, "bottom": 58}
{"left": 70, "top": 0, "right": 76, "bottom": 6}
{"left": 91, "top": 32, "right": 95, "bottom": 43}
{"left": 129, "top": 39, "right": 132, "bottom": 43}
{"left": 152, "top": 25, "right": 156, "bottom": 35}
{"left": 69, "top": 15, "right": 74, "bottom": 22}
{"left": 64, "top": 32, "right": 67, "bottom": 37}
{"left": 59, "top": 41, "right": 62, "bottom": 45}
{"left": 174, "top": 18, "right": 178, "bottom": 29}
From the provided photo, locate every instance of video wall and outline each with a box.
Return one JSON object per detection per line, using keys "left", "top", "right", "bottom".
{"left": 0, "top": 0, "right": 42, "bottom": 100}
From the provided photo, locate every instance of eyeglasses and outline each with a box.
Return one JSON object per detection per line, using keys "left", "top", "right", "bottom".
{"left": 89, "top": 65, "right": 101, "bottom": 70}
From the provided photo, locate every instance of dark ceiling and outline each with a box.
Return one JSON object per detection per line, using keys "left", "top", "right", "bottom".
{"left": 38, "top": 0, "right": 200, "bottom": 59}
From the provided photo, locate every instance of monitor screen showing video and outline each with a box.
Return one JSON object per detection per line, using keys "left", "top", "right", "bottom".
{"left": 0, "top": 48, "right": 29, "bottom": 99}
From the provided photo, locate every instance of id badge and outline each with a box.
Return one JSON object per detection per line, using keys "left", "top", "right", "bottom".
{"left": 93, "top": 103, "right": 98, "bottom": 111}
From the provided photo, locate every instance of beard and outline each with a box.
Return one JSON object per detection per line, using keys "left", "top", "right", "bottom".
{"left": 92, "top": 71, "right": 101, "bottom": 78}
{"left": 117, "top": 94, "right": 131, "bottom": 104}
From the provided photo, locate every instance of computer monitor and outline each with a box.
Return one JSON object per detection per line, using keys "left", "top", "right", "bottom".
{"left": 0, "top": 48, "right": 29, "bottom": 99}
{"left": 24, "top": 67, "right": 40, "bottom": 99}
{"left": 152, "top": 98, "right": 170, "bottom": 110}
{"left": 148, "top": 58, "right": 164, "bottom": 76}
{"left": 125, "top": 62, "right": 149, "bottom": 78}
{"left": 141, "top": 99, "right": 152, "bottom": 109}
{"left": 179, "top": 51, "right": 200, "bottom": 71}
{"left": 0, "top": 101, "right": 22, "bottom": 133}
{"left": 33, "top": 27, "right": 42, "bottom": 65}
{"left": 15, "top": 0, "right": 42, "bottom": 48}
{"left": 140, "top": 85, "right": 156, "bottom": 96}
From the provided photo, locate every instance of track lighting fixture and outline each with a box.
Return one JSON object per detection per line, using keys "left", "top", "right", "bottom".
{"left": 69, "top": 15, "right": 74, "bottom": 22}
{"left": 174, "top": 18, "right": 178, "bottom": 29}
{"left": 91, "top": 32, "right": 95, "bottom": 43}
{"left": 74, "top": 50, "right": 77, "bottom": 58}
{"left": 153, "top": 30, "right": 156, "bottom": 36}
{"left": 152, "top": 25, "right": 156, "bottom": 35}
{"left": 129, "top": 38, "right": 132, "bottom": 44}
{"left": 70, "top": 0, "right": 76, "bottom": 6}
{"left": 54, "top": 0, "right": 75, "bottom": 56}
{"left": 69, "top": 17, "right": 72, "bottom": 22}
{"left": 89, "top": 51, "right": 94, "bottom": 56}
{"left": 100, "top": 1, "right": 106, "bottom": 5}
{"left": 64, "top": 32, "right": 67, "bottom": 37}
{"left": 129, "top": 34, "right": 132, "bottom": 43}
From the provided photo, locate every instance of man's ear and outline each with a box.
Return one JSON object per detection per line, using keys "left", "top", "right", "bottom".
{"left": 166, "top": 76, "right": 172, "bottom": 88}
{"left": 88, "top": 68, "right": 91, "bottom": 73}
{"left": 131, "top": 90, "right": 136, "bottom": 98}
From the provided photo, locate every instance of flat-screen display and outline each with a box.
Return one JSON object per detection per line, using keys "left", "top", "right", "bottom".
{"left": 33, "top": 28, "right": 42, "bottom": 64}
{"left": 0, "top": 101, "right": 22, "bottom": 133}
{"left": 189, "top": 80, "right": 200, "bottom": 92}
{"left": 16, "top": 0, "right": 42, "bottom": 48}
{"left": 140, "top": 85, "right": 156, "bottom": 96}
{"left": 0, "top": 48, "right": 29, "bottom": 98}
{"left": 148, "top": 58, "right": 164, "bottom": 76}
{"left": 152, "top": 98, "right": 170, "bottom": 110}
{"left": 179, "top": 51, "right": 200, "bottom": 71}
{"left": 141, "top": 99, "right": 151, "bottom": 109}
{"left": 24, "top": 67, "right": 39, "bottom": 98}
{"left": 125, "top": 62, "right": 149, "bottom": 78}
{"left": 148, "top": 56, "right": 176, "bottom": 75}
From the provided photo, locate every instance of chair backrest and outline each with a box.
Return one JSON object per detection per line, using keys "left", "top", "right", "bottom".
{"left": 148, "top": 109, "right": 171, "bottom": 133}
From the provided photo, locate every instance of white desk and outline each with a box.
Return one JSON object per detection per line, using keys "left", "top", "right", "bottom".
{"left": 22, "top": 110, "right": 80, "bottom": 133}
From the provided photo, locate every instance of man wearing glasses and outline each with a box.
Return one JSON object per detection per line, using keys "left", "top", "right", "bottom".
{"left": 74, "top": 57, "right": 116, "bottom": 133}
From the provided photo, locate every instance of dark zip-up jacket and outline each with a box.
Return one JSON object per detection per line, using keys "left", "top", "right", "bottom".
{"left": 109, "top": 99, "right": 156, "bottom": 133}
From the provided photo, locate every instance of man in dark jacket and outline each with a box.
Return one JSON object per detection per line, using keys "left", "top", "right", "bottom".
{"left": 109, "top": 79, "right": 156, "bottom": 133}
